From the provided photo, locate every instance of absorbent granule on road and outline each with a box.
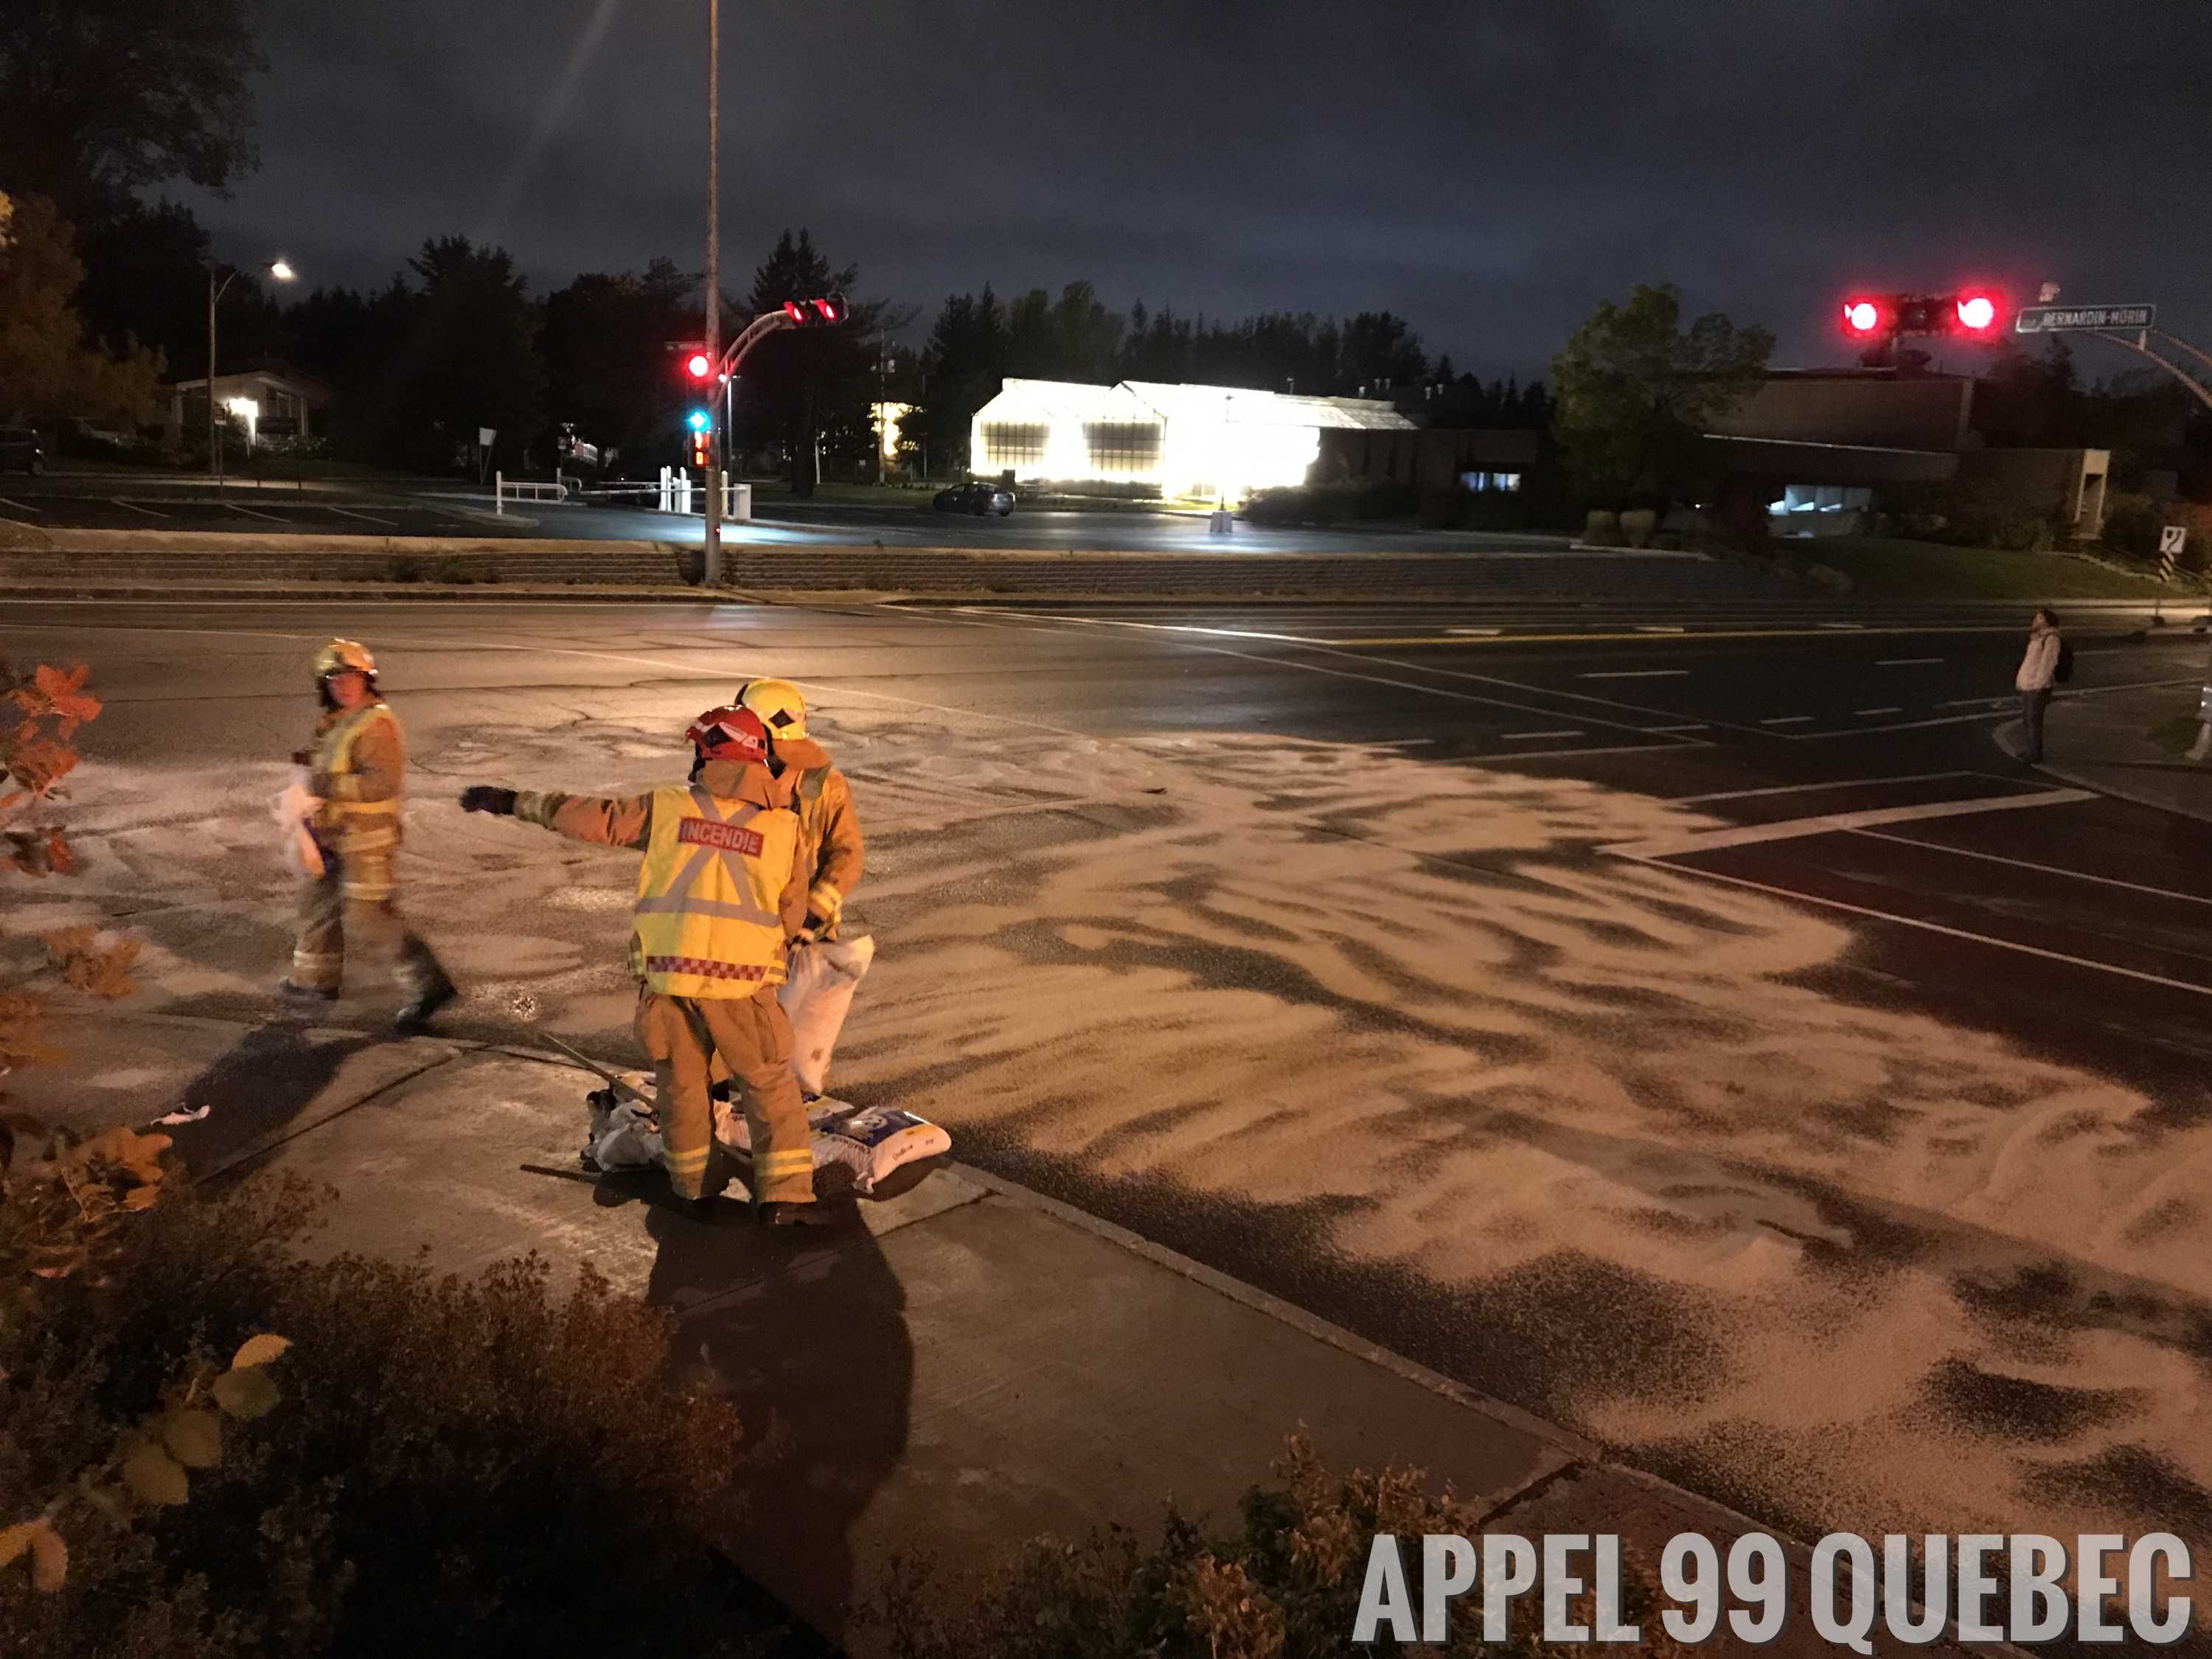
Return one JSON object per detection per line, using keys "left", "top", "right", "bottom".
{"left": 37, "top": 678, "right": 2212, "bottom": 1580}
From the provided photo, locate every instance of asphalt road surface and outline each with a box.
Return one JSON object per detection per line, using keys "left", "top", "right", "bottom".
{"left": 9, "top": 594, "right": 2212, "bottom": 1569}
{"left": 0, "top": 468, "right": 1556, "bottom": 553}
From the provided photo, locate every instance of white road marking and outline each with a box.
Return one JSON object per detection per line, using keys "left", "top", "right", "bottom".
{"left": 1672, "top": 770, "right": 1976, "bottom": 804}
{"left": 112, "top": 498, "right": 167, "bottom": 517}
{"left": 1818, "top": 622, "right": 1865, "bottom": 630}
{"left": 1877, "top": 657, "right": 1943, "bottom": 666}
{"left": 1853, "top": 829, "right": 2212, "bottom": 908}
{"left": 1645, "top": 723, "right": 1709, "bottom": 733}
{"left": 1615, "top": 854, "right": 2212, "bottom": 1000}
{"left": 1854, "top": 706, "right": 1902, "bottom": 717}
{"left": 1447, "top": 626, "right": 1503, "bottom": 636}
{"left": 328, "top": 506, "right": 400, "bottom": 526}
{"left": 937, "top": 608, "right": 1692, "bottom": 740}
{"left": 1633, "top": 625, "right": 1686, "bottom": 633}
{"left": 1606, "top": 788, "right": 2092, "bottom": 860}
{"left": 1937, "top": 695, "right": 2012, "bottom": 708}
{"left": 1484, "top": 739, "right": 1713, "bottom": 761}
{"left": 1500, "top": 729, "right": 1582, "bottom": 741}
{"left": 0, "top": 495, "right": 44, "bottom": 513}
{"left": 1760, "top": 715, "right": 1814, "bottom": 726}
{"left": 1579, "top": 669, "right": 1688, "bottom": 680}
{"left": 228, "top": 504, "right": 287, "bottom": 522}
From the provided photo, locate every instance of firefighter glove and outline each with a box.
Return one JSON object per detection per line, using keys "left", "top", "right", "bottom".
{"left": 459, "top": 785, "right": 518, "bottom": 816}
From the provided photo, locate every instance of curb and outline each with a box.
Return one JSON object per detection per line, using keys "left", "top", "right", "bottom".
{"left": 1994, "top": 715, "right": 2212, "bottom": 825}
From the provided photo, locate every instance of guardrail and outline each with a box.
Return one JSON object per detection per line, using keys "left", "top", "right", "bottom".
{"left": 493, "top": 470, "right": 569, "bottom": 513}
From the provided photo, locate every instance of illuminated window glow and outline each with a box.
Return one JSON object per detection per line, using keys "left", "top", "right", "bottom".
{"left": 970, "top": 378, "right": 1412, "bottom": 500}
{"left": 979, "top": 422, "right": 1048, "bottom": 470}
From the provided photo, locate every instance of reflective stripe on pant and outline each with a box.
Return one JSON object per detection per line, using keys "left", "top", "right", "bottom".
{"left": 636, "top": 986, "right": 813, "bottom": 1204}
{"left": 291, "top": 853, "right": 446, "bottom": 997}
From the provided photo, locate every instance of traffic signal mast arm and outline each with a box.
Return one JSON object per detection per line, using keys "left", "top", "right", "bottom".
{"left": 715, "top": 296, "right": 845, "bottom": 380}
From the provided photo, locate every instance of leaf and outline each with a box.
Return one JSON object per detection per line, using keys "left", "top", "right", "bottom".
{"left": 33, "top": 664, "right": 100, "bottom": 728}
{"left": 0, "top": 1521, "right": 33, "bottom": 1568}
{"left": 120, "top": 1442, "right": 189, "bottom": 1507}
{"left": 231, "top": 1333, "right": 292, "bottom": 1370}
{"left": 28, "top": 1520, "right": 65, "bottom": 1593}
{"left": 162, "top": 1408, "right": 222, "bottom": 1470}
{"left": 211, "top": 1365, "right": 283, "bottom": 1422}
{"left": 121, "top": 1185, "right": 159, "bottom": 1209}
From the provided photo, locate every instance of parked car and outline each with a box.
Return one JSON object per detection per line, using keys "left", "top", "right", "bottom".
{"left": 933, "top": 480, "right": 1015, "bottom": 516}
{"left": 63, "top": 416, "right": 131, "bottom": 453}
{"left": 0, "top": 425, "right": 46, "bottom": 474}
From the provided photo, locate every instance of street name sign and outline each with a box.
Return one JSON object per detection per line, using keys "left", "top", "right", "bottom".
{"left": 2014, "top": 303, "right": 2156, "bottom": 333}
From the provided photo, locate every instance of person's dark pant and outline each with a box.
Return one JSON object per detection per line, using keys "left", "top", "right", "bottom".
{"left": 2020, "top": 686, "right": 2053, "bottom": 762}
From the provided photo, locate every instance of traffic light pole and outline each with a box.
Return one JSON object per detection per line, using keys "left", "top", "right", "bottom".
{"left": 701, "top": 0, "right": 722, "bottom": 588}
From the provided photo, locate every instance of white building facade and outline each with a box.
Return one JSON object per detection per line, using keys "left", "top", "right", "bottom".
{"left": 968, "top": 378, "right": 1413, "bottom": 501}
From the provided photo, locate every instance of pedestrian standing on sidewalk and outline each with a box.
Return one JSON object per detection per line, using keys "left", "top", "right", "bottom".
{"left": 2015, "top": 607, "right": 2063, "bottom": 765}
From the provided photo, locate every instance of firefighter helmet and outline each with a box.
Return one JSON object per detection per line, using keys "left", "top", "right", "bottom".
{"left": 735, "top": 677, "right": 807, "bottom": 742}
{"left": 313, "top": 638, "right": 376, "bottom": 680}
{"left": 684, "top": 704, "right": 768, "bottom": 765}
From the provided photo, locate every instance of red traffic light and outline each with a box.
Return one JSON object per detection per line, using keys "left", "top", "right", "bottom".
{"left": 1954, "top": 291, "right": 2000, "bottom": 334}
{"left": 1842, "top": 297, "right": 1888, "bottom": 336}
{"left": 779, "top": 295, "right": 848, "bottom": 327}
{"left": 685, "top": 351, "right": 713, "bottom": 380}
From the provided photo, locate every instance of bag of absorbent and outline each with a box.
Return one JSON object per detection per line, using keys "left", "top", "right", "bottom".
{"left": 712, "top": 1093, "right": 952, "bottom": 1199}
{"left": 268, "top": 768, "right": 325, "bottom": 879}
{"left": 581, "top": 1076, "right": 663, "bottom": 1172}
{"left": 779, "top": 934, "right": 874, "bottom": 1096}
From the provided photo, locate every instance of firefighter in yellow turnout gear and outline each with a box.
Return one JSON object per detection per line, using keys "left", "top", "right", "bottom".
{"left": 734, "top": 678, "right": 863, "bottom": 946}
{"left": 459, "top": 705, "right": 828, "bottom": 1225}
{"left": 279, "top": 639, "right": 456, "bottom": 1030}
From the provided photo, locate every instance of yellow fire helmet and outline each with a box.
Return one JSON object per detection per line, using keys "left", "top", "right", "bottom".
{"left": 313, "top": 638, "right": 377, "bottom": 680}
{"left": 736, "top": 677, "right": 807, "bottom": 742}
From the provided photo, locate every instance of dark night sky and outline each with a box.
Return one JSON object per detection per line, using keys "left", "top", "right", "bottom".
{"left": 190, "top": 1, "right": 2212, "bottom": 379}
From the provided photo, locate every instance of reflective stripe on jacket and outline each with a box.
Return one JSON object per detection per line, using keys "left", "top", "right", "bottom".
{"left": 311, "top": 701, "right": 405, "bottom": 855}
{"left": 630, "top": 782, "right": 799, "bottom": 997}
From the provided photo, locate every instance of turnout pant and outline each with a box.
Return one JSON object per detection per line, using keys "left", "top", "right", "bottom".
{"left": 636, "top": 985, "right": 815, "bottom": 1205}
{"left": 291, "top": 850, "right": 447, "bottom": 1000}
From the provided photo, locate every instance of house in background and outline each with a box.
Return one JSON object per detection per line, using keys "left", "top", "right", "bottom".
{"left": 163, "top": 367, "right": 334, "bottom": 453}
{"left": 1703, "top": 368, "right": 2110, "bottom": 538}
{"left": 967, "top": 378, "right": 1414, "bottom": 501}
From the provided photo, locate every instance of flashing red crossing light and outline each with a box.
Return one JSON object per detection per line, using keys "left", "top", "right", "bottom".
{"left": 684, "top": 350, "right": 714, "bottom": 380}
{"left": 1955, "top": 291, "right": 2000, "bottom": 333}
{"left": 1842, "top": 297, "right": 1888, "bottom": 337}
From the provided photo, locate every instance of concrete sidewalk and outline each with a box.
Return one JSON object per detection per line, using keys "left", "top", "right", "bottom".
{"left": 2000, "top": 676, "right": 2212, "bottom": 823}
{"left": 16, "top": 1004, "right": 2008, "bottom": 1658}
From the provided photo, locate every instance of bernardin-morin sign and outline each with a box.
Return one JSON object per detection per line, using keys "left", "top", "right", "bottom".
{"left": 2015, "top": 303, "right": 2157, "bottom": 333}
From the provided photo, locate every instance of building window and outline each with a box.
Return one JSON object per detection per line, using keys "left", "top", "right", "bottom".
{"left": 1459, "top": 471, "right": 1522, "bottom": 493}
{"left": 979, "top": 422, "right": 1048, "bottom": 470}
{"left": 1082, "top": 421, "right": 1161, "bottom": 473}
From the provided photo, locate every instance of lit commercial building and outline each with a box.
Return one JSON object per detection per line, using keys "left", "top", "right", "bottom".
{"left": 967, "top": 378, "right": 1414, "bottom": 501}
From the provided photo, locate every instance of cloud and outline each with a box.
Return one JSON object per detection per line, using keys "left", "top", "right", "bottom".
{"left": 190, "top": 0, "right": 2212, "bottom": 375}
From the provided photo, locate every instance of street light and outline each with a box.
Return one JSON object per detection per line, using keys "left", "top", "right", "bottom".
{"left": 208, "top": 255, "right": 296, "bottom": 485}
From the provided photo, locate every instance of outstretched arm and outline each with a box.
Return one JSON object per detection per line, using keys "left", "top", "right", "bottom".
{"left": 460, "top": 785, "right": 654, "bottom": 850}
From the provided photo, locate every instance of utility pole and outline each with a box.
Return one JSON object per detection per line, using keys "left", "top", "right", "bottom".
{"left": 877, "top": 338, "right": 892, "bottom": 484}
{"left": 208, "top": 267, "right": 223, "bottom": 486}
{"left": 702, "top": 0, "right": 723, "bottom": 587}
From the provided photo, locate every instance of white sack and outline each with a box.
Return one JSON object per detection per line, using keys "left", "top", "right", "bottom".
{"left": 778, "top": 933, "right": 874, "bottom": 1096}
{"left": 268, "top": 770, "right": 326, "bottom": 879}
{"left": 714, "top": 1095, "right": 952, "bottom": 1196}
